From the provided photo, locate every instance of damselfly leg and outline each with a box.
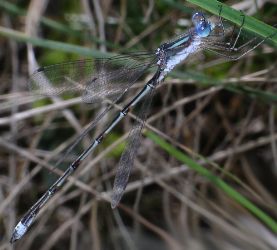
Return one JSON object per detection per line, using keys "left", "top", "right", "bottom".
{"left": 203, "top": 8, "right": 277, "bottom": 60}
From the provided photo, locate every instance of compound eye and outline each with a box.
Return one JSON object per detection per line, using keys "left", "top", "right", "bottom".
{"left": 195, "top": 21, "right": 211, "bottom": 37}
{"left": 192, "top": 12, "right": 211, "bottom": 37}
{"left": 192, "top": 12, "right": 205, "bottom": 26}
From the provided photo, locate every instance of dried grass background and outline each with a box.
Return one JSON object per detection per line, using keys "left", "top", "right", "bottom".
{"left": 0, "top": 0, "right": 277, "bottom": 250}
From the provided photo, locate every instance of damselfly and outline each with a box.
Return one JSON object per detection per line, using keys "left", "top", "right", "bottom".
{"left": 10, "top": 9, "right": 276, "bottom": 243}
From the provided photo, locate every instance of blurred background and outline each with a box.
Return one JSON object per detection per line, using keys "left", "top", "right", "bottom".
{"left": 0, "top": 0, "right": 277, "bottom": 249}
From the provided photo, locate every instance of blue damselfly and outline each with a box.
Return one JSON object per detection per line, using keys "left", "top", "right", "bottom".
{"left": 10, "top": 8, "right": 277, "bottom": 243}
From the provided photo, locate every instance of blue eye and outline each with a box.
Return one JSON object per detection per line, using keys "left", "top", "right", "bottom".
{"left": 192, "top": 12, "right": 211, "bottom": 37}
{"left": 192, "top": 12, "right": 205, "bottom": 26}
{"left": 195, "top": 21, "right": 211, "bottom": 37}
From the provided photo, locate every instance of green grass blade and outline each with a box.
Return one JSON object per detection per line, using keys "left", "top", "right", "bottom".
{"left": 146, "top": 130, "right": 277, "bottom": 233}
{"left": 0, "top": 26, "right": 113, "bottom": 58}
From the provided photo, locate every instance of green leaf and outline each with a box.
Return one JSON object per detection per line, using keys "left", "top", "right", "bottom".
{"left": 0, "top": 26, "right": 113, "bottom": 58}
